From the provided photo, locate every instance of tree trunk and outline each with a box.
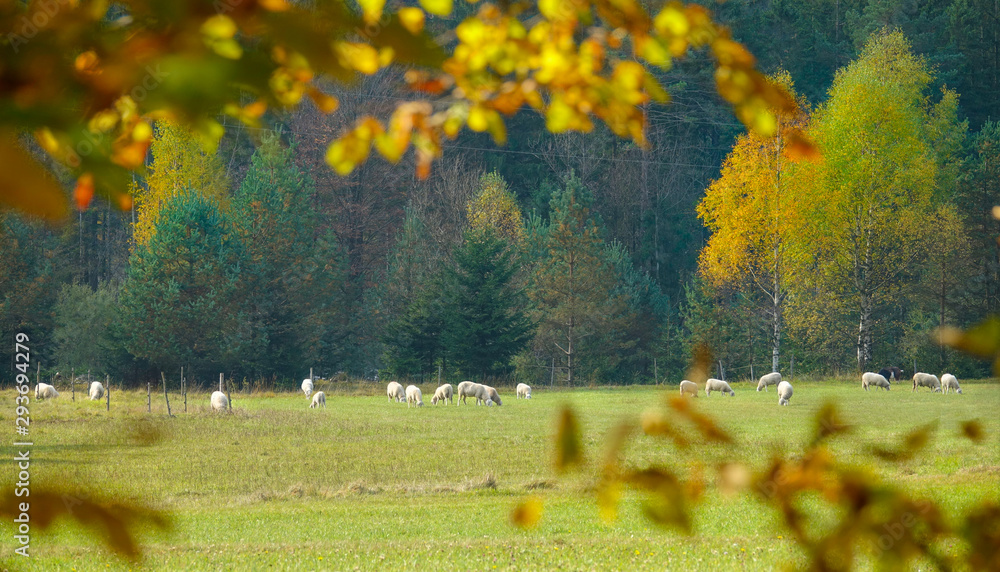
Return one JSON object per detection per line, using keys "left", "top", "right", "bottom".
{"left": 857, "top": 294, "right": 873, "bottom": 372}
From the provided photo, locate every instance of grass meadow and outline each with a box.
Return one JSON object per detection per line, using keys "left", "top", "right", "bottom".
{"left": 2, "top": 377, "right": 998, "bottom": 571}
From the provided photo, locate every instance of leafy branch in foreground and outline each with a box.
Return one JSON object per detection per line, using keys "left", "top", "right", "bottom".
{"left": 0, "top": 488, "right": 171, "bottom": 562}
{"left": 1, "top": 0, "right": 811, "bottom": 220}
{"left": 525, "top": 392, "right": 997, "bottom": 571}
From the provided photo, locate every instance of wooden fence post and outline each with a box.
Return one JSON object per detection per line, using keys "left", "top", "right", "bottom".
{"left": 161, "top": 372, "right": 172, "bottom": 416}
{"left": 146, "top": 382, "right": 151, "bottom": 413}
{"left": 105, "top": 374, "right": 110, "bottom": 412}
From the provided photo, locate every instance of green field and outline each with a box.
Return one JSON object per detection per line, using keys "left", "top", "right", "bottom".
{"left": 2, "top": 379, "right": 998, "bottom": 571}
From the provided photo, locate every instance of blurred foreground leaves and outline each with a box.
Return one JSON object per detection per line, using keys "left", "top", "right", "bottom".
{"left": 0, "top": 488, "right": 171, "bottom": 561}
{"left": 530, "top": 397, "right": 999, "bottom": 571}
{"left": 0, "top": 0, "right": 811, "bottom": 220}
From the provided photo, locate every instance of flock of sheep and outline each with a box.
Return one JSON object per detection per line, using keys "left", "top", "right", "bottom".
{"left": 678, "top": 368, "right": 965, "bottom": 405}
{"left": 381, "top": 380, "right": 532, "bottom": 407}
{"left": 30, "top": 368, "right": 964, "bottom": 411}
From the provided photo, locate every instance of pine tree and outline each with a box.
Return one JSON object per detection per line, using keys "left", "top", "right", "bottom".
{"left": 119, "top": 193, "right": 247, "bottom": 375}
{"left": 441, "top": 228, "right": 534, "bottom": 378}
{"left": 530, "top": 175, "right": 620, "bottom": 385}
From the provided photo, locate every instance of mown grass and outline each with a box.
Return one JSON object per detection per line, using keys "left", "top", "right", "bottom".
{"left": 1, "top": 378, "right": 997, "bottom": 571}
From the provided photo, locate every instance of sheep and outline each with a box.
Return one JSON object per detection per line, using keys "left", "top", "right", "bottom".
{"left": 861, "top": 372, "right": 890, "bottom": 391}
{"left": 679, "top": 380, "right": 699, "bottom": 397}
{"left": 310, "top": 391, "right": 326, "bottom": 408}
{"left": 941, "top": 373, "right": 962, "bottom": 394}
{"left": 88, "top": 381, "right": 105, "bottom": 400}
{"left": 301, "top": 378, "right": 314, "bottom": 397}
{"left": 432, "top": 383, "right": 453, "bottom": 405}
{"left": 210, "top": 391, "right": 229, "bottom": 412}
{"left": 756, "top": 372, "right": 782, "bottom": 392}
{"left": 405, "top": 385, "right": 423, "bottom": 407}
{"left": 516, "top": 383, "right": 532, "bottom": 399}
{"left": 35, "top": 383, "right": 59, "bottom": 400}
{"left": 456, "top": 381, "right": 478, "bottom": 405}
{"left": 777, "top": 381, "right": 793, "bottom": 406}
{"left": 705, "top": 378, "right": 735, "bottom": 396}
{"left": 386, "top": 381, "right": 405, "bottom": 402}
{"left": 912, "top": 372, "right": 942, "bottom": 392}
{"left": 481, "top": 385, "right": 502, "bottom": 406}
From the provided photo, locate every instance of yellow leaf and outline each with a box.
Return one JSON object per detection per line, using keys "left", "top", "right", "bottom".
{"left": 546, "top": 97, "right": 575, "bottom": 133}
{"left": 258, "top": 0, "right": 290, "bottom": 10}
{"left": 357, "top": 0, "right": 386, "bottom": 24}
{"left": 654, "top": 4, "right": 689, "bottom": 37}
{"left": 0, "top": 135, "right": 69, "bottom": 221}
{"left": 554, "top": 406, "right": 583, "bottom": 473}
{"left": 597, "top": 478, "right": 622, "bottom": 522}
{"left": 419, "top": 0, "right": 452, "bottom": 16}
{"left": 510, "top": 496, "right": 543, "bottom": 529}
{"left": 201, "top": 15, "right": 238, "bottom": 40}
{"left": 398, "top": 7, "right": 425, "bottom": 33}
{"left": 211, "top": 38, "right": 244, "bottom": 60}
{"left": 638, "top": 36, "right": 670, "bottom": 68}
{"left": 336, "top": 42, "right": 381, "bottom": 75}
{"left": 374, "top": 133, "right": 406, "bottom": 163}
{"left": 193, "top": 119, "right": 225, "bottom": 154}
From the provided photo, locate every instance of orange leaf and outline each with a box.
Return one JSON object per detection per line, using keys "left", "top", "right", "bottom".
{"left": 0, "top": 136, "right": 69, "bottom": 221}
{"left": 75, "top": 173, "right": 95, "bottom": 211}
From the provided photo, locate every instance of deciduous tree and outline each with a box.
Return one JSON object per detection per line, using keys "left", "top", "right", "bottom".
{"left": 697, "top": 71, "right": 810, "bottom": 373}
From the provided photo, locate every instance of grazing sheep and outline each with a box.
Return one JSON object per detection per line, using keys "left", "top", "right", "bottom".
{"left": 432, "top": 384, "right": 453, "bottom": 405}
{"left": 456, "top": 381, "right": 478, "bottom": 405}
{"left": 482, "top": 385, "right": 502, "bottom": 406}
{"left": 679, "top": 380, "right": 699, "bottom": 397}
{"left": 310, "top": 391, "right": 326, "bottom": 408}
{"left": 35, "top": 383, "right": 59, "bottom": 400}
{"left": 861, "top": 372, "right": 890, "bottom": 391}
{"left": 941, "top": 373, "right": 962, "bottom": 394}
{"left": 301, "top": 378, "right": 314, "bottom": 397}
{"left": 756, "top": 372, "right": 782, "bottom": 392}
{"left": 777, "top": 381, "right": 793, "bottom": 406}
{"left": 516, "top": 383, "right": 532, "bottom": 399}
{"left": 210, "top": 391, "right": 229, "bottom": 412}
{"left": 705, "top": 378, "right": 735, "bottom": 396}
{"left": 912, "top": 372, "right": 942, "bottom": 392}
{"left": 386, "top": 381, "right": 405, "bottom": 402}
{"left": 88, "top": 381, "right": 105, "bottom": 400}
{"left": 405, "top": 385, "right": 423, "bottom": 407}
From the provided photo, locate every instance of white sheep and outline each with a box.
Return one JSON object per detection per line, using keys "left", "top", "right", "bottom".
{"left": 756, "top": 372, "right": 782, "bottom": 392}
{"left": 481, "top": 385, "right": 502, "bottom": 406}
{"left": 516, "top": 383, "right": 532, "bottom": 399}
{"left": 386, "top": 381, "right": 405, "bottom": 402}
{"left": 88, "top": 381, "right": 105, "bottom": 400}
{"left": 210, "top": 391, "right": 229, "bottom": 412}
{"left": 35, "top": 383, "right": 59, "bottom": 400}
{"left": 456, "top": 381, "right": 478, "bottom": 405}
{"left": 941, "top": 373, "right": 962, "bottom": 394}
{"left": 679, "top": 380, "right": 699, "bottom": 397}
{"left": 301, "top": 378, "right": 314, "bottom": 397}
{"left": 912, "top": 372, "right": 942, "bottom": 392}
{"left": 777, "top": 381, "right": 793, "bottom": 406}
{"left": 310, "top": 391, "right": 326, "bottom": 408}
{"left": 405, "top": 385, "right": 423, "bottom": 407}
{"left": 861, "top": 372, "right": 890, "bottom": 391}
{"left": 705, "top": 378, "right": 735, "bottom": 396}
{"left": 432, "top": 384, "right": 453, "bottom": 405}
